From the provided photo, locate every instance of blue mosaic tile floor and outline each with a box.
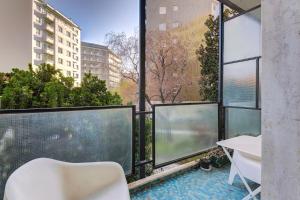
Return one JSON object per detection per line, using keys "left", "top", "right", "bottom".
{"left": 131, "top": 165, "right": 260, "bottom": 200}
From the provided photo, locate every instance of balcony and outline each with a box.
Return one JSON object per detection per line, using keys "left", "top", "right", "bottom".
{"left": 0, "top": 101, "right": 262, "bottom": 199}
{"left": 45, "top": 59, "right": 54, "bottom": 65}
{"left": 46, "top": 12, "right": 55, "bottom": 22}
{"left": 44, "top": 47, "right": 54, "bottom": 55}
{"left": 45, "top": 35, "right": 54, "bottom": 44}
{"left": 45, "top": 24, "right": 54, "bottom": 33}
{"left": 0, "top": 0, "right": 298, "bottom": 199}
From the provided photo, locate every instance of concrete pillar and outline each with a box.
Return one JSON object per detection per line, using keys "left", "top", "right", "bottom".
{"left": 261, "top": 0, "right": 300, "bottom": 199}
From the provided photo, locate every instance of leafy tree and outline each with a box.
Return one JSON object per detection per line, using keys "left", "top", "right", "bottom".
{"left": 2, "top": 69, "right": 37, "bottom": 109}
{"left": 69, "top": 73, "right": 122, "bottom": 106}
{"left": 196, "top": 11, "right": 233, "bottom": 101}
{"left": 1, "top": 64, "right": 122, "bottom": 109}
{"left": 0, "top": 73, "right": 10, "bottom": 95}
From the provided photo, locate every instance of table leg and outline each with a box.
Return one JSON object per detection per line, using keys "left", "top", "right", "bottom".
{"left": 221, "top": 147, "right": 259, "bottom": 200}
{"left": 242, "top": 186, "right": 261, "bottom": 200}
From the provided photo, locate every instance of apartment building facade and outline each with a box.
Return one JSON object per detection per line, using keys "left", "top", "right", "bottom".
{"left": 81, "top": 42, "right": 122, "bottom": 89}
{"left": 146, "top": 0, "right": 213, "bottom": 31}
{"left": 0, "top": 0, "right": 81, "bottom": 86}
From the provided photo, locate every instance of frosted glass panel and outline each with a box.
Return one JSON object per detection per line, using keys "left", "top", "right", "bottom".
{"left": 224, "top": 7, "right": 261, "bottom": 62}
{"left": 229, "top": 0, "right": 260, "bottom": 11}
{"left": 0, "top": 108, "right": 133, "bottom": 197}
{"left": 225, "top": 108, "right": 261, "bottom": 138}
{"left": 155, "top": 104, "right": 218, "bottom": 166}
{"left": 223, "top": 60, "right": 256, "bottom": 107}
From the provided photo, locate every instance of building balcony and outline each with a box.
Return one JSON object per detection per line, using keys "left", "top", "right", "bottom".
{"left": 0, "top": 103, "right": 261, "bottom": 199}
{"left": 45, "top": 24, "right": 54, "bottom": 33}
{"left": 45, "top": 59, "right": 54, "bottom": 65}
{"left": 2, "top": 0, "right": 298, "bottom": 199}
{"left": 44, "top": 48, "right": 54, "bottom": 55}
{"left": 46, "top": 12, "right": 55, "bottom": 22}
{"left": 45, "top": 35, "right": 54, "bottom": 44}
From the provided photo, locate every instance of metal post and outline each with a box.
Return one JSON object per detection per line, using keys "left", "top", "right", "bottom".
{"left": 256, "top": 58, "right": 260, "bottom": 109}
{"left": 218, "top": 2, "right": 225, "bottom": 141}
{"left": 139, "top": 0, "right": 146, "bottom": 178}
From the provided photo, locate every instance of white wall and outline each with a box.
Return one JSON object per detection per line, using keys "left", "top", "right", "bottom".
{"left": 0, "top": 0, "right": 33, "bottom": 72}
{"left": 261, "top": 0, "right": 300, "bottom": 199}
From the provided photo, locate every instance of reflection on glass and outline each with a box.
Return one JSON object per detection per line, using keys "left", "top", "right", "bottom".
{"left": 155, "top": 104, "right": 218, "bottom": 166}
{"left": 225, "top": 108, "right": 261, "bottom": 138}
{"left": 146, "top": 0, "right": 215, "bottom": 102}
{"left": 224, "top": 7, "right": 261, "bottom": 63}
{"left": 0, "top": 108, "right": 133, "bottom": 196}
{"left": 223, "top": 60, "right": 256, "bottom": 107}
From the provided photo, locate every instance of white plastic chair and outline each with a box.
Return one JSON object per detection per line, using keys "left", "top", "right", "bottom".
{"left": 4, "top": 158, "right": 130, "bottom": 200}
{"left": 228, "top": 135, "right": 262, "bottom": 185}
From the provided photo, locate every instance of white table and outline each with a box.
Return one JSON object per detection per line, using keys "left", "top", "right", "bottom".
{"left": 217, "top": 136, "right": 261, "bottom": 200}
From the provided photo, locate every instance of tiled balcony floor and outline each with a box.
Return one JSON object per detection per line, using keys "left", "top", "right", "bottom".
{"left": 131, "top": 165, "right": 260, "bottom": 200}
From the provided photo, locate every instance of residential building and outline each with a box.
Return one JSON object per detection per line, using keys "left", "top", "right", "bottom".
{"left": 0, "top": 0, "right": 81, "bottom": 86}
{"left": 81, "top": 42, "right": 122, "bottom": 89}
{"left": 146, "top": 0, "right": 213, "bottom": 31}
{"left": 211, "top": 0, "right": 220, "bottom": 18}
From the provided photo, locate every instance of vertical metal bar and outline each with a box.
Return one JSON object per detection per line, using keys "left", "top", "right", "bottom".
{"left": 152, "top": 105, "right": 156, "bottom": 168}
{"left": 139, "top": 0, "right": 146, "bottom": 178}
{"left": 218, "top": 3, "right": 225, "bottom": 141}
{"left": 131, "top": 106, "right": 136, "bottom": 175}
{"left": 256, "top": 58, "right": 260, "bottom": 109}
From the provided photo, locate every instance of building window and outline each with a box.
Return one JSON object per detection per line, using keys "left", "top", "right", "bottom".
{"left": 36, "top": 53, "right": 41, "bottom": 60}
{"left": 58, "top": 26, "right": 63, "bottom": 33}
{"left": 67, "top": 41, "right": 71, "bottom": 47}
{"left": 66, "top": 31, "right": 71, "bottom": 38}
{"left": 159, "top": 23, "right": 167, "bottom": 31}
{"left": 36, "top": 40, "right": 41, "bottom": 48}
{"left": 67, "top": 71, "right": 71, "bottom": 77}
{"left": 58, "top": 58, "right": 63, "bottom": 64}
{"left": 36, "top": 17, "right": 42, "bottom": 24}
{"left": 159, "top": 7, "right": 167, "bottom": 14}
{"left": 172, "top": 22, "right": 180, "bottom": 28}
{"left": 36, "top": 5, "right": 42, "bottom": 12}
{"left": 58, "top": 47, "right": 63, "bottom": 54}
{"left": 36, "top": 28, "right": 42, "bottom": 36}
{"left": 58, "top": 37, "right": 63, "bottom": 43}
{"left": 67, "top": 61, "right": 71, "bottom": 67}
{"left": 173, "top": 5, "right": 179, "bottom": 11}
{"left": 73, "top": 72, "right": 79, "bottom": 78}
{"left": 67, "top": 51, "right": 71, "bottom": 57}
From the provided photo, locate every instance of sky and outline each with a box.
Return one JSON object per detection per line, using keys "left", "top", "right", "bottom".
{"left": 46, "top": 0, "right": 139, "bottom": 45}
